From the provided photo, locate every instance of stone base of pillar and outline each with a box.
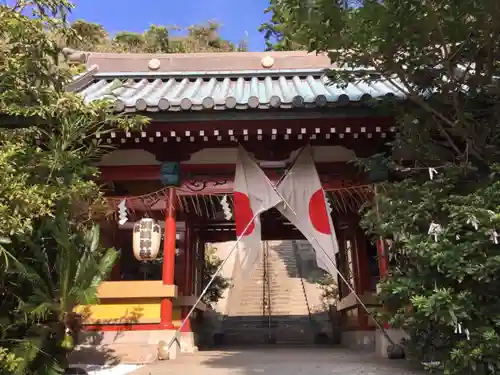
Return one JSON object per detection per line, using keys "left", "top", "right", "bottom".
{"left": 374, "top": 329, "right": 407, "bottom": 358}
{"left": 341, "top": 330, "right": 375, "bottom": 352}
{"left": 179, "top": 332, "right": 197, "bottom": 353}
{"left": 74, "top": 329, "right": 198, "bottom": 364}
{"left": 155, "top": 331, "right": 181, "bottom": 360}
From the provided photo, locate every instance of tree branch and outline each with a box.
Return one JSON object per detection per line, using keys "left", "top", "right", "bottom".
{"left": 368, "top": 57, "right": 466, "bottom": 159}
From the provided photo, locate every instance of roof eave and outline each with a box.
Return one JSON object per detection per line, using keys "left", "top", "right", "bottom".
{"left": 65, "top": 65, "right": 99, "bottom": 92}
{"left": 92, "top": 68, "right": 329, "bottom": 80}
{"left": 90, "top": 66, "right": 380, "bottom": 80}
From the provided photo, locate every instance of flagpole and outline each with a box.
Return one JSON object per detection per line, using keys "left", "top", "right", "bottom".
{"left": 163, "top": 209, "right": 262, "bottom": 353}
{"left": 266, "top": 165, "right": 401, "bottom": 349}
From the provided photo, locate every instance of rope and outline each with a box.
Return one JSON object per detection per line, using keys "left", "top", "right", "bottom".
{"left": 263, "top": 241, "right": 273, "bottom": 340}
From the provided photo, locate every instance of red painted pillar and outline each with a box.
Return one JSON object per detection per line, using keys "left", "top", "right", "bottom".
{"left": 160, "top": 187, "right": 176, "bottom": 329}
{"left": 180, "top": 222, "right": 194, "bottom": 332}
{"left": 376, "top": 239, "right": 389, "bottom": 278}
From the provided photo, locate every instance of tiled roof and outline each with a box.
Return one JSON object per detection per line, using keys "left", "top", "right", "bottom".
{"left": 66, "top": 50, "right": 407, "bottom": 113}
{"left": 77, "top": 71, "right": 407, "bottom": 113}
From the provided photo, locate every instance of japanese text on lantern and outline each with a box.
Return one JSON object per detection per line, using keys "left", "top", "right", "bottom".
{"left": 132, "top": 218, "right": 161, "bottom": 261}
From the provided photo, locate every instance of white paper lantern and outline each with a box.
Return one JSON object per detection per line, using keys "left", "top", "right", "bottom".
{"left": 133, "top": 218, "right": 161, "bottom": 261}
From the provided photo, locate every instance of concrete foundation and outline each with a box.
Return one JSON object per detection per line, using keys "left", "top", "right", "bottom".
{"left": 374, "top": 329, "right": 407, "bottom": 358}
{"left": 72, "top": 329, "right": 197, "bottom": 364}
{"left": 341, "top": 330, "right": 375, "bottom": 352}
{"left": 80, "top": 329, "right": 196, "bottom": 351}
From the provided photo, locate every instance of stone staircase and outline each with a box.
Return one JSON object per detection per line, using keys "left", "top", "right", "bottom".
{"left": 221, "top": 244, "right": 269, "bottom": 344}
{"left": 215, "top": 240, "right": 332, "bottom": 346}
{"left": 226, "top": 249, "right": 266, "bottom": 317}
{"left": 267, "top": 240, "right": 315, "bottom": 344}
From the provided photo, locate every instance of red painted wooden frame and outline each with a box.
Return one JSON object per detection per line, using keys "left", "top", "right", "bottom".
{"left": 99, "top": 162, "right": 364, "bottom": 182}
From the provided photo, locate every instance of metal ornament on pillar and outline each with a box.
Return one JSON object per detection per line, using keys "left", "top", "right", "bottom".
{"left": 175, "top": 233, "right": 183, "bottom": 257}
{"left": 133, "top": 218, "right": 162, "bottom": 261}
{"left": 160, "top": 162, "right": 181, "bottom": 186}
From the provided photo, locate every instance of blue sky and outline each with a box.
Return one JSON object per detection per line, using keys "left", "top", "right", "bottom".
{"left": 69, "top": 0, "right": 271, "bottom": 51}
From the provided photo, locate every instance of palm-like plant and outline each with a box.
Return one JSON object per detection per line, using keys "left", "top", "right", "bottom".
{"left": 1, "top": 216, "right": 117, "bottom": 374}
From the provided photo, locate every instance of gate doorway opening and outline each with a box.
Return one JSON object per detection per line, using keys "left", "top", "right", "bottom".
{"left": 209, "top": 239, "right": 337, "bottom": 346}
{"left": 201, "top": 207, "right": 381, "bottom": 349}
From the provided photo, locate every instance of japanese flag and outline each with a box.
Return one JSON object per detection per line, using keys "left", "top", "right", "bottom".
{"left": 276, "top": 145, "right": 339, "bottom": 275}
{"left": 233, "top": 146, "right": 283, "bottom": 281}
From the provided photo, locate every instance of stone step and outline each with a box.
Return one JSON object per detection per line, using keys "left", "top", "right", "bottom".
{"left": 224, "top": 322, "right": 317, "bottom": 330}
{"left": 229, "top": 306, "right": 264, "bottom": 310}
{"left": 225, "top": 318, "right": 315, "bottom": 324}
{"left": 271, "top": 302, "right": 310, "bottom": 306}
{"left": 228, "top": 312, "right": 265, "bottom": 316}
{"left": 270, "top": 296, "right": 307, "bottom": 301}
{"left": 223, "top": 317, "right": 267, "bottom": 322}
{"left": 270, "top": 307, "right": 311, "bottom": 311}
{"left": 223, "top": 324, "right": 269, "bottom": 329}
{"left": 227, "top": 312, "right": 265, "bottom": 316}
{"left": 222, "top": 332, "right": 316, "bottom": 344}
{"left": 269, "top": 298, "right": 304, "bottom": 302}
{"left": 271, "top": 306, "right": 310, "bottom": 310}
{"left": 272, "top": 312, "right": 311, "bottom": 316}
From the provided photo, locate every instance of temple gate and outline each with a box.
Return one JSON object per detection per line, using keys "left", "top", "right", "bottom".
{"left": 67, "top": 50, "right": 401, "bottom": 360}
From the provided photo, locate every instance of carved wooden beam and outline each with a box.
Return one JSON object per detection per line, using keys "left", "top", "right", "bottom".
{"left": 99, "top": 162, "right": 365, "bottom": 182}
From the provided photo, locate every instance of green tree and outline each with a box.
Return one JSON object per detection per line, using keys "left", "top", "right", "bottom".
{"left": 66, "top": 19, "right": 108, "bottom": 51}
{"left": 314, "top": 274, "right": 339, "bottom": 310}
{"left": 143, "top": 25, "right": 170, "bottom": 53}
{"left": 170, "top": 22, "right": 243, "bottom": 53}
{"left": 202, "top": 245, "right": 231, "bottom": 305}
{"left": 262, "top": 0, "right": 500, "bottom": 167}
{"left": 0, "top": 1, "right": 145, "bottom": 373}
{"left": 65, "top": 20, "right": 247, "bottom": 54}
{"left": 259, "top": 1, "right": 307, "bottom": 51}
{"left": 262, "top": 1, "right": 500, "bottom": 373}
{"left": 112, "top": 31, "right": 146, "bottom": 52}
{"left": 4, "top": 222, "right": 118, "bottom": 374}
{"left": 361, "top": 166, "right": 500, "bottom": 374}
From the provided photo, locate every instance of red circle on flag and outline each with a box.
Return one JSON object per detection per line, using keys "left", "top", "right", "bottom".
{"left": 308, "top": 189, "right": 331, "bottom": 235}
{"left": 234, "top": 192, "right": 255, "bottom": 236}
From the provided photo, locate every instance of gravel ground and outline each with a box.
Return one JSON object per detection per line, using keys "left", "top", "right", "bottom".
{"left": 129, "top": 346, "right": 425, "bottom": 375}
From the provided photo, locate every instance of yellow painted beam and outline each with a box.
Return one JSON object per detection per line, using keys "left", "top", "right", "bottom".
{"left": 75, "top": 304, "right": 183, "bottom": 325}
{"left": 97, "top": 281, "right": 177, "bottom": 299}
{"left": 76, "top": 302, "right": 160, "bottom": 324}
